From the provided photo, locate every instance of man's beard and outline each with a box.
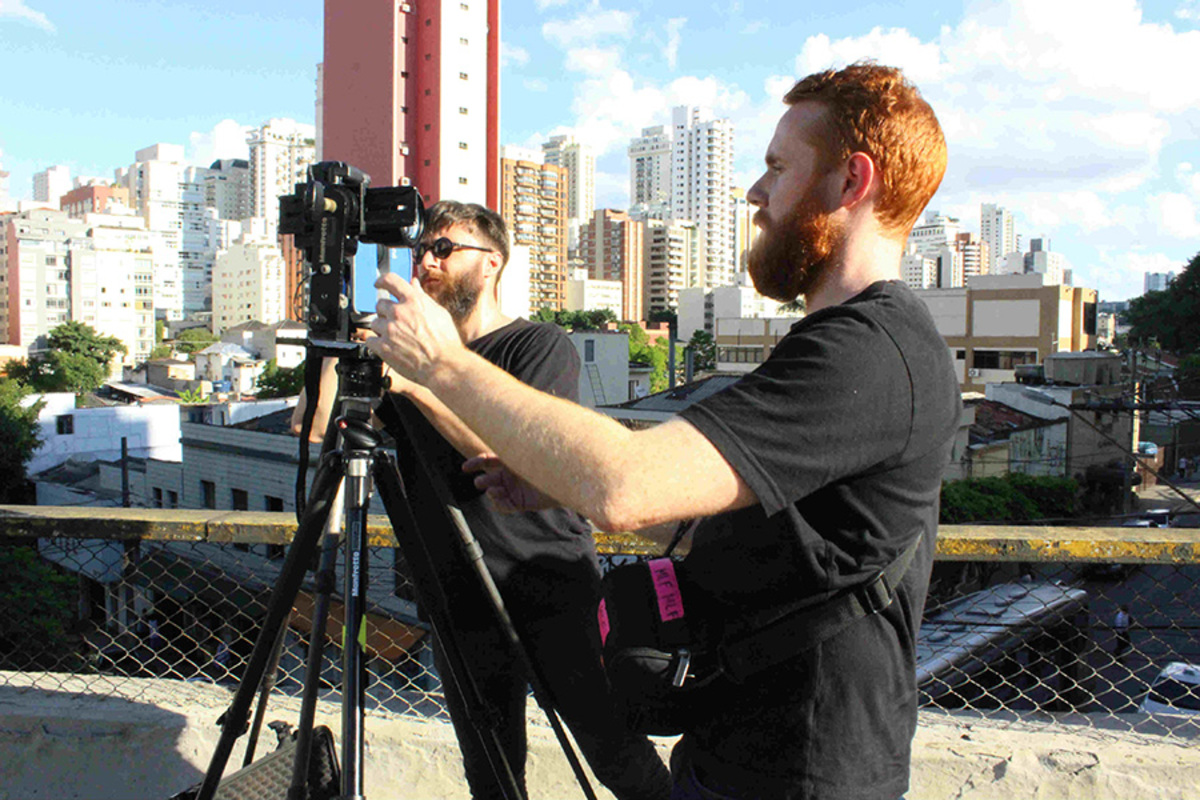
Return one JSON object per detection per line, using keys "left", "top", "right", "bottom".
{"left": 426, "top": 269, "right": 484, "bottom": 323}
{"left": 748, "top": 196, "right": 845, "bottom": 303}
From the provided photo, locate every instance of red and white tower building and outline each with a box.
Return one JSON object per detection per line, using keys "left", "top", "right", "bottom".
{"left": 320, "top": 0, "right": 500, "bottom": 209}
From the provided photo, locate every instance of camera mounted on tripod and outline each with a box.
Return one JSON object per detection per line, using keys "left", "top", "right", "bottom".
{"left": 279, "top": 161, "right": 425, "bottom": 344}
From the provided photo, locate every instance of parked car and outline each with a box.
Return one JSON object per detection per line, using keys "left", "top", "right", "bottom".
{"left": 1139, "top": 661, "right": 1200, "bottom": 716}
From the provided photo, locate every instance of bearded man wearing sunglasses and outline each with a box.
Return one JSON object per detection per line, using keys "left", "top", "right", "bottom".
{"left": 293, "top": 200, "right": 669, "bottom": 800}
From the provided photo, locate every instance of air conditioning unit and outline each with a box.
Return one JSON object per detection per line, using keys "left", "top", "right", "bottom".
{"left": 967, "top": 368, "right": 982, "bottom": 378}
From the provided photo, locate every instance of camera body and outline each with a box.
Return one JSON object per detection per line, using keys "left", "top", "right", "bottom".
{"left": 279, "top": 161, "right": 424, "bottom": 343}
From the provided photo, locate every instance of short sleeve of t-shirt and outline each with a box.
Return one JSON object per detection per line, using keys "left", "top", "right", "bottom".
{"left": 680, "top": 300, "right": 915, "bottom": 517}
{"left": 473, "top": 320, "right": 580, "bottom": 400}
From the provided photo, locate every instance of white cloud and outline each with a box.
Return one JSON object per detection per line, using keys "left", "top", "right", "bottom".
{"left": 663, "top": 17, "right": 686, "bottom": 70}
{"left": 524, "top": 78, "right": 550, "bottom": 93}
{"left": 535, "top": 0, "right": 569, "bottom": 10}
{"left": 542, "top": 8, "right": 635, "bottom": 48}
{"left": 797, "top": 27, "right": 945, "bottom": 86}
{"left": 501, "top": 42, "right": 530, "bottom": 68}
{"left": 1150, "top": 192, "right": 1200, "bottom": 239}
{"left": 1176, "top": 0, "right": 1200, "bottom": 21}
{"left": 188, "top": 120, "right": 251, "bottom": 167}
{"left": 565, "top": 46, "right": 623, "bottom": 76}
{"left": 0, "top": 0, "right": 54, "bottom": 32}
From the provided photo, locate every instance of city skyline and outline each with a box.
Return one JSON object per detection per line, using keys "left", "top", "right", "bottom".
{"left": 2, "top": 0, "right": 1198, "bottom": 302}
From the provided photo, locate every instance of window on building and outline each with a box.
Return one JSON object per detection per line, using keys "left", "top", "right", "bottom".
{"left": 153, "top": 487, "right": 163, "bottom": 508}
{"left": 458, "top": 177, "right": 469, "bottom": 185}
{"left": 459, "top": 107, "right": 469, "bottom": 115}
{"left": 972, "top": 350, "right": 1037, "bottom": 370}
{"left": 458, "top": 142, "right": 468, "bottom": 150}
{"left": 231, "top": 489, "right": 248, "bottom": 510}
{"left": 201, "top": 480, "right": 216, "bottom": 509}
{"left": 1083, "top": 301, "right": 1097, "bottom": 336}
{"left": 56, "top": 415, "right": 74, "bottom": 435}
{"left": 584, "top": 339, "right": 595, "bottom": 362}
{"left": 460, "top": 37, "right": 469, "bottom": 45}
{"left": 459, "top": 72, "right": 468, "bottom": 80}
{"left": 167, "top": 490, "right": 178, "bottom": 509}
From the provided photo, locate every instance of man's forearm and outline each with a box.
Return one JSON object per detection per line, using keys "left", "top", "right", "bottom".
{"left": 426, "top": 348, "right": 641, "bottom": 530}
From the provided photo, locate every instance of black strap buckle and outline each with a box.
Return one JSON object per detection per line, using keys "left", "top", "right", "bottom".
{"left": 858, "top": 572, "right": 894, "bottom": 615}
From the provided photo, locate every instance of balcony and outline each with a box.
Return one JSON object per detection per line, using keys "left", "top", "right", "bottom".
{"left": 1, "top": 506, "right": 1199, "bottom": 797}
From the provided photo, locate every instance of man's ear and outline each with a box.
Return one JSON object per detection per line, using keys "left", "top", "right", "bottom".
{"left": 483, "top": 249, "right": 504, "bottom": 281}
{"left": 840, "top": 152, "right": 878, "bottom": 210}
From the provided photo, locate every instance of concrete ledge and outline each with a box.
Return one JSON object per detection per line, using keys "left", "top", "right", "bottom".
{"left": 2, "top": 674, "right": 1199, "bottom": 800}
{"left": 5, "top": 505, "right": 1200, "bottom": 562}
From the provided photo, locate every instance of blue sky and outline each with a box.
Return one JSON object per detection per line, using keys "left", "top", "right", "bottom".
{"left": 2, "top": 0, "right": 1199, "bottom": 302}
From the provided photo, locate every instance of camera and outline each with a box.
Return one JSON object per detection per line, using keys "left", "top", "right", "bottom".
{"left": 279, "top": 161, "right": 424, "bottom": 343}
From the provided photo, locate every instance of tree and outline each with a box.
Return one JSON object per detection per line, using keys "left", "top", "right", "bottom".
{"left": 1123, "top": 251, "right": 1200, "bottom": 354}
{"left": 686, "top": 330, "right": 716, "bottom": 371}
{"left": 179, "top": 387, "right": 207, "bottom": 404}
{"left": 176, "top": 327, "right": 218, "bottom": 354}
{"left": 621, "top": 323, "right": 670, "bottom": 393}
{"left": 0, "top": 544, "right": 81, "bottom": 671}
{"left": 777, "top": 297, "right": 806, "bottom": 315}
{"left": 533, "top": 308, "right": 619, "bottom": 331}
{"left": 255, "top": 359, "right": 306, "bottom": 398}
{"left": 47, "top": 320, "right": 126, "bottom": 366}
{"left": 0, "top": 377, "right": 43, "bottom": 502}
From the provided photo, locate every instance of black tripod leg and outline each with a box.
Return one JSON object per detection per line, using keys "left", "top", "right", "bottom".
{"left": 373, "top": 455, "right": 527, "bottom": 800}
{"left": 288, "top": 528, "right": 342, "bottom": 800}
{"left": 242, "top": 620, "right": 290, "bottom": 767}
{"left": 386, "top": 404, "right": 600, "bottom": 800}
{"left": 194, "top": 451, "right": 344, "bottom": 800}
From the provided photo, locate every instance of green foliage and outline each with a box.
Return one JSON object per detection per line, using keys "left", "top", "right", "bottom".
{"left": 3, "top": 321, "right": 127, "bottom": 395}
{"left": 687, "top": 330, "right": 716, "bottom": 371}
{"left": 1122, "top": 251, "right": 1200, "bottom": 354}
{"left": 155, "top": 319, "right": 165, "bottom": 345}
{"left": 0, "top": 545, "right": 81, "bottom": 671}
{"left": 47, "top": 320, "right": 126, "bottom": 365}
{"left": 178, "top": 387, "right": 207, "bottom": 404}
{"left": 940, "top": 473, "right": 1082, "bottom": 524}
{"left": 777, "top": 297, "right": 807, "bottom": 315}
{"left": 175, "top": 327, "right": 218, "bottom": 354}
{"left": 620, "top": 323, "right": 670, "bottom": 392}
{"left": 148, "top": 344, "right": 174, "bottom": 361}
{"left": 533, "top": 308, "right": 619, "bottom": 330}
{"left": 255, "top": 359, "right": 306, "bottom": 398}
{"left": 0, "top": 377, "right": 42, "bottom": 502}
{"left": 647, "top": 309, "right": 677, "bottom": 326}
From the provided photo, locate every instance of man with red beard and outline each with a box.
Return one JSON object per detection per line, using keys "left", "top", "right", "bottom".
{"left": 367, "top": 64, "right": 961, "bottom": 799}
{"left": 294, "top": 201, "right": 671, "bottom": 800}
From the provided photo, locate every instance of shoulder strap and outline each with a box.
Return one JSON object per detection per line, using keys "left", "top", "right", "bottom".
{"left": 717, "top": 531, "right": 924, "bottom": 683}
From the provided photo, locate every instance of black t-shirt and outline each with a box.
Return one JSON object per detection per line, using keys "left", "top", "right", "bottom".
{"left": 383, "top": 318, "right": 598, "bottom": 617}
{"left": 678, "top": 280, "right": 961, "bottom": 799}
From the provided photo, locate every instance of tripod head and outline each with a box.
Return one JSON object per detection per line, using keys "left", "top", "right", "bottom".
{"left": 280, "top": 161, "right": 424, "bottom": 345}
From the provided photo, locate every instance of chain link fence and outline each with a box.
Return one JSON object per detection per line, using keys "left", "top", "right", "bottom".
{"left": 2, "top": 515, "right": 1199, "bottom": 739}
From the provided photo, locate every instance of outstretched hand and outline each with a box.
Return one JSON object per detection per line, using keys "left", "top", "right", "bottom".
{"left": 366, "top": 272, "right": 462, "bottom": 386}
{"left": 463, "top": 454, "right": 558, "bottom": 513}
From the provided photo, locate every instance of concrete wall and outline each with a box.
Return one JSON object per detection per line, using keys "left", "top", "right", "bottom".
{"left": 2, "top": 674, "right": 1198, "bottom": 800}
{"left": 28, "top": 396, "right": 182, "bottom": 474}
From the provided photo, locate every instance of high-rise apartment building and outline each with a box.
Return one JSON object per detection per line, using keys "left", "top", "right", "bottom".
{"left": 0, "top": 209, "right": 156, "bottom": 366}
{"left": 955, "top": 232, "right": 990, "bottom": 282}
{"left": 980, "top": 203, "right": 1017, "bottom": 275}
{"left": 1144, "top": 272, "right": 1176, "bottom": 294}
{"left": 641, "top": 218, "right": 698, "bottom": 316}
{"left": 543, "top": 134, "right": 595, "bottom": 239}
{"left": 628, "top": 124, "right": 673, "bottom": 218}
{"left": 212, "top": 221, "right": 288, "bottom": 335}
{"left": 901, "top": 252, "right": 938, "bottom": 290}
{"left": 907, "top": 211, "right": 963, "bottom": 288}
{"left": 732, "top": 187, "right": 757, "bottom": 273}
{"left": 203, "top": 159, "right": 252, "bottom": 221}
{"left": 33, "top": 165, "right": 71, "bottom": 206}
{"left": 321, "top": 0, "right": 499, "bottom": 207}
{"left": 247, "top": 119, "right": 316, "bottom": 222}
{"left": 60, "top": 184, "right": 133, "bottom": 218}
{"left": 500, "top": 147, "right": 567, "bottom": 312}
{"left": 670, "top": 106, "right": 735, "bottom": 290}
{"left": 579, "top": 209, "right": 644, "bottom": 322}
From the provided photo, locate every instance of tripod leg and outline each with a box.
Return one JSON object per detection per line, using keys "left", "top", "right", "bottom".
{"left": 373, "top": 454, "right": 527, "bottom": 800}
{"left": 194, "top": 451, "right": 344, "bottom": 800}
{"left": 242, "top": 620, "right": 291, "bottom": 767}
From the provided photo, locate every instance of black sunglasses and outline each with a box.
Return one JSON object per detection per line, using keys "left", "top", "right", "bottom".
{"left": 415, "top": 237, "right": 495, "bottom": 262}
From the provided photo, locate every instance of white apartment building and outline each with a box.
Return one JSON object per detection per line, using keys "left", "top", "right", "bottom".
{"left": 212, "top": 224, "right": 288, "bottom": 336}
{"left": 247, "top": 119, "right": 316, "bottom": 222}
{"left": 543, "top": 134, "right": 596, "bottom": 246}
{"left": 628, "top": 124, "right": 673, "bottom": 217}
{"left": 641, "top": 217, "right": 698, "bottom": 315}
{"left": 202, "top": 159, "right": 253, "bottom": 221}
{"left": 902, "top": 251, "right": 938, "bottom": 290}
{"left": 0, "top": 209, "right": 87, "bottom": 350}
{"left": 1002, "top": 238, "right": 1069, "bottom": 285}
{"left": 906, "top": 211, "right": 963, "bottom": 288}
{"left": 678, "top": 275, "right": 777, "bottom": 340}
{"left": 1144, "top": 271, "right": 1175, "bottom": 294}
{"left": 71, "top": 214, "right": 158, "bottom": 365}
{"left": 670, "top": 106, "right": 735, "bottom": 290}
{"left": 980, "top": 203, "right": 1017, "bottom": 275}
{"left": 732, "top": 187, "right": 757, "bottom": 273}
{"left": 33, "top": 165, "right": 71, "bottom": 205}
{"left": 565, "top": 275, "right": 623, "bottom": 317}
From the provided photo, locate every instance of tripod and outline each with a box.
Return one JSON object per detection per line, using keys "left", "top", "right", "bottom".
{"left": 186, "top": 349, "right": 597, "bottom": 800}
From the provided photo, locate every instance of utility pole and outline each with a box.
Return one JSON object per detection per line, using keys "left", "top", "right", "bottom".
{"left": 1122, "top": 350, "right": 1136, "bottom": 515}
{"left": 121, "top": 436, "right": 130, "bottom": 508}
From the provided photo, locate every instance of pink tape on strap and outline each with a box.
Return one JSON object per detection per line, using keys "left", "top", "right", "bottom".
{"left": 648, "top": 558, "right": 685, "bottom": 622}
{"left": 597, "top": 598, "right": 610, "bottom": 646}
